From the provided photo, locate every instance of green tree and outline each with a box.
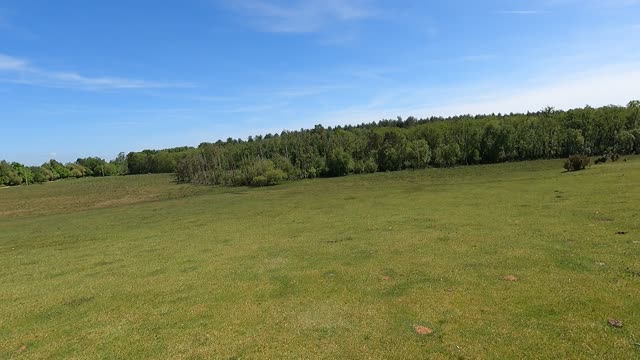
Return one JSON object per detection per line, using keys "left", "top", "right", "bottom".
{"left": 616, "top": 131, "right": 635, "bottom": 154}
{"left": 326, "top": 148, "right": 354, "bottom": 177}
{"left": 434, "top": 143, "right": 462, "bottom": 168}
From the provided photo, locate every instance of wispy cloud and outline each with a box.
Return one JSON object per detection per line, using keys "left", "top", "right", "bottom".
{"left": 331, "top": 63, "right": 640, "bottom": 124}
{"left": 496, "top": 10, "right": 545, "bottom": 15}
{"left": 0, "top": 53, "right": 190, "bottom": 90}
{"left": 0, "top": 54, "right": 28, "bottom": 70}
{"left": 227, "top": 0, "right": 374, "bottom": 33}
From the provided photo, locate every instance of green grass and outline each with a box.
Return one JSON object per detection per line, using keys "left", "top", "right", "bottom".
{"left": 1, "top": 159, "right": 639, "bottom": 359}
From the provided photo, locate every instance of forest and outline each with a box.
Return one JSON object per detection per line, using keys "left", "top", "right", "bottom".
{"left": 2, "top": 101, "right": 639, "bottom": 187}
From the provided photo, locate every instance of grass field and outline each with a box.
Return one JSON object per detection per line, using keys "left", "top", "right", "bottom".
{"left": 1, "top": 158, "right": 639, "bottom": 359}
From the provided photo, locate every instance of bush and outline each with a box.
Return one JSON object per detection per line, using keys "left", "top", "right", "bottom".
{"left": 250, "top": 175, "right": 269, "bottom": 187}
{"left": 353, "top": 160, "right": 365, "bottom": 174}
{"left": 364, "top": 158, "right": 378, "bottom": 173}
{"left": 308, "top": 167, "right": 317, "bottom": 179}
{"left": 594, "top": 156, "right": 607, "bottom": 164}
{"left": 250, "top": 169, "right": 286, "bottom": 187}
{"left": 265, "top": 169, "right": 286, "bottom": 185}
{"left": 564, "top": 154, "right": 590, "bottom": 171}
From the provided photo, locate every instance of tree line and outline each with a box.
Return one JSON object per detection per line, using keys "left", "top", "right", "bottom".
{"left": 173, "top": 101, "right": 640, "bottom": 186}
{"left": 0, "top": 154, "right": 129, "bottom": 186}
{"left": 2, "top": 101, "right": 639, "bottom": 187}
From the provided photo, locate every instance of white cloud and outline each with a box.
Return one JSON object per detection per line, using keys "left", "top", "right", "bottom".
{"left": 45, "top": 72, "right": 177, "bottom": 89}
{"left": 303, "top": 63, "right": 640, "bottom": 127}
{"left": 0, "top": 53, "right": 189, "bottom": 90}
{"left": 423, "top": 65, "right": 640, "bottom": 116}
{"left": 0, "top": 54, "right": 28, "bottom": 70}
{"left": 228, "top": 0, "right": 373, "bottom": 33}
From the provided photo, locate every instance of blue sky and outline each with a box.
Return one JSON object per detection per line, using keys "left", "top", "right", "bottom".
{"left": 1, "top": 0, "right": 639, "bottom": 165}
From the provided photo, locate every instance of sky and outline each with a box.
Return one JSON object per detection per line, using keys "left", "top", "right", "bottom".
{"left": 1, "top": 0, "right": 639, "bottom": 165}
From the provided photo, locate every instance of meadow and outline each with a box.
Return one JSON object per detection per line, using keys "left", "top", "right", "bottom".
{"left": 0, "top": 158, "right": 639, "bottom": 359}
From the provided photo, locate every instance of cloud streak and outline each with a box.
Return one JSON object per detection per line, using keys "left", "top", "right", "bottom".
{"left": 0, "top": 53, "right": 189, "bottom": 90}
{"left": 228, "top": 0, "right": 373, "bottom": 33}
{"left": 0, "top": 54, "right": 28, "bottom": 70}
{"left": 302, "top": 62, "right": 640, "bottom": 129}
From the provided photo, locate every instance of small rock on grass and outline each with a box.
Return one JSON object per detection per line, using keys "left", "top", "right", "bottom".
{"left": 382, "top": 276, "right": 392, "bottom": 281}
{"left": 503, "top": 275, "right": 518, "bottom": 282}
{"left": 608, "top": 319, "right": 623, "bottom": 328}
{"left": 413, "top": 324, "right": 433, "bottom": 335}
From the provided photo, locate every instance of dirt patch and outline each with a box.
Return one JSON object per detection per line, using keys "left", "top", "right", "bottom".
{"left": 608, "top": 319, "right": 623, "bottom": 328}
{"left": 413, "top": 325, "right": 433, "bottom": 335}
{"left": 326, "top": 236, "right": 353, "bottom": 244}
{"left": 503, "top": 275, "right": 518, "bottom": 282}
{"left": 16, "top": 345, "right": 27, "bottom": 354}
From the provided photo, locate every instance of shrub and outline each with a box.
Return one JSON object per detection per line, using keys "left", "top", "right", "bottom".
{"left": 594, "top": 156, "right": 607, "bottom": 164}
{"left": 250, "top": 175, "right": 269, "bottom": 187}
{"left": 265, "top": 169, "right": 286, "bottom": 185}
{"left": 364, "top": 158, "right": 378, "bottom": 173}
{"left": 308, "top": 167, "right": 317, "bottom": 179}
{"left": 564, "top": 154, "right": 590, "bottom": 171}
{"left": 250, "top": 169, "right": 286, "bottom": 187}
{"left": 271, "top": 155, "right": 294, "bottom": 176}
{"left": 353, "top": 160, "right": 365, "bottom": 174}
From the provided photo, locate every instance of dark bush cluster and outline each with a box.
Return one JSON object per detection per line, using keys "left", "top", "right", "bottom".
{"left": 564, "top": 155, "right": 591, "bottom": 171}
{"left": 595, "top": 151, "right": 622, "bottom": 165}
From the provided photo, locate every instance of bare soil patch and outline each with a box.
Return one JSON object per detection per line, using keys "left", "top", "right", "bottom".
{"left": 413, "top": 325, "right": 433, "bottom": 335}
{"left": 608, "top": 319, "right": 623, "bottom": 328}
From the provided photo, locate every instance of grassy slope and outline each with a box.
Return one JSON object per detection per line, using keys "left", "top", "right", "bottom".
{"left": 0, "top": 159, "right": 639, "bottom": 359}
